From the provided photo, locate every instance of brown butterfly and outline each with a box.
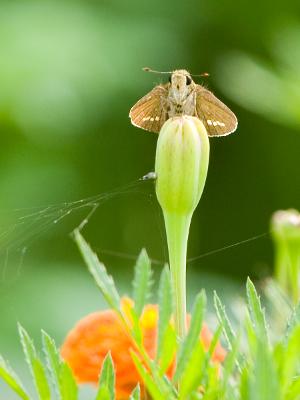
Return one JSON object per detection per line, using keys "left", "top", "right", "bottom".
{"left": 129, "top": 68, "right": 238, "bottom": 136}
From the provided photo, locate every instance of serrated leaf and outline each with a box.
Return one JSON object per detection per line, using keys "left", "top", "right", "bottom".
{"left": 130, "top": 384, "right": 141, "bottom": 400}
{"left": 246, "top": 278, "right": 269, "bottom": 343}
{"left": 249, "top": 340, "right": 280, "bottom": 400}
{"left": 174, "top": 291, "right": 206, "bottom": 382}
{"left": 132, "top": 249, "right": 153, "bottom": 317}
{"left": 42, "top": 330, "right": 78, "bottom": 400}
{"left": 59, "top": 363, "right": 78, "bottom": 400}
{"left": 18, "top": 324, "right": 51, "bottom": 400}
{"left": 222, "top": 331, "right": 241, "bottom": 396}
{"left": 0, "top": 355, "right": 30, "bottom": 399}
{"left": 74, "top": 229, "right": 120, "bottom": 312}
{"left": 131, "top": 351, "right": 175, "bottom": 400}
{"left": 97, "top": 352, "right": 115, "bottom": 400}
{"left": 213, "top": 291, "right": 236, "bottom": 351}
{"left": 285, "top": 300, "right": 300, "bottom": 342}
{"left": 244, "top": 310, "right": 257, "bottom": 357}
{"left": 199, "top": 323, "right": 223, "bottom": 392}
{"left": 156, "top": 266, "right": 174, "bottom": 372}
{"left": 42, "top": 330, "right": 61, "bottom": 392}
{"left": 207, "top": 323, "right": 223, "bottom": 362}
{"left": 178, "top": 342, "right": 206, "bottom": 400}
{"left": 281, "top": 325, "right": 300, "bottom": 393}
{"left": 157, "top": 325, "right": 176, "bottom": 375}
{"left": 131, "top": 351, "right": 165, "bottom": 400}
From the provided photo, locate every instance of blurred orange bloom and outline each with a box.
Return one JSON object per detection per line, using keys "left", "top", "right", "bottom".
{"left": 61, "top": 297, "right": 226, "bottom": 399}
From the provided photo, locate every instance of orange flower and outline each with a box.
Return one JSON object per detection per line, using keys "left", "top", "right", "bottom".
{"left": 61, "top": 298, "right": 226, "bottom": 399}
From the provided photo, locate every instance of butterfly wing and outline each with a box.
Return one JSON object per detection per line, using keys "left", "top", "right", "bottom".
{"left": 129, "top": 84, "right": 168, "bottom": 133}
{"left": 195, "top": 85, "right": 238, "bottom": 136}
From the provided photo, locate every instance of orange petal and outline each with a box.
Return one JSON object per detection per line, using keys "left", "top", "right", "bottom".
{"left": 61, "top": 298, "right": 226, "bottom": 399}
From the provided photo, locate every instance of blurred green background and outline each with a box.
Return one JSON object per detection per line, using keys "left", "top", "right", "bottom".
{"left": 1, "top": 0, "right": 300, "bottom": 397}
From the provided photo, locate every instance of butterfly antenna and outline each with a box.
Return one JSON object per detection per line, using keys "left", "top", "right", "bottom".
{"left": 143, "top": 67, "right": 172, "bottom": 74}
{"left": 191, "top": 72, "right": 210, "bottom": 78}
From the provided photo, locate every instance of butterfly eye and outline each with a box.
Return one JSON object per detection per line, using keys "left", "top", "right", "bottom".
{"left": 186, "top": 76, "right": 192, "bottom": 85}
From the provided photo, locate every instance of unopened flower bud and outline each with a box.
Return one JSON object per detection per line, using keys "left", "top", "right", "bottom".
{"left": 155, "top": 116, "right": 210, "bottom": 216}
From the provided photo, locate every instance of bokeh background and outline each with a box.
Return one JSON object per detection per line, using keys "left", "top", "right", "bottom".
{"left": 1, "top": 0, "right": 300, "bottom": 397}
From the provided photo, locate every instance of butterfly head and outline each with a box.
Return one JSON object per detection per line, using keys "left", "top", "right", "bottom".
{"left": 169, "top": 70, "right": 194, "bottom": 103}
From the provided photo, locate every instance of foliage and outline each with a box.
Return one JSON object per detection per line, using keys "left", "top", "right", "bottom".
{"left": 1, "top": 230, "right": 300, "bottom": 399}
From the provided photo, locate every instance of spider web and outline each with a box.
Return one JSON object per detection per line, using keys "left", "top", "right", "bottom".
{"left": 0, "top": 174, "right": 270, "bottom": 284}
{"left": 0, "top": 177, "right": 153, "bottom": 283}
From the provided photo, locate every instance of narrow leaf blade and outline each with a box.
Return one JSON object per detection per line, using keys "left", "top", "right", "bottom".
{"left": 18, "top": 324, "right": 51, "bottom": 400}
{"left": 174, "top": 291, "right": 206, "bottom": 382}
{"left": 59, "top": 363, "right": 78, "bottom": 400}
{"left": 130, "top": 384, "right": 141, "bottom": 400}
{"left": 178, "top": 342, "right": 206, "bottom": 399}
{"left": 249, "top": 340, "right": 280, "bottom": 400}
{"left": 131, "top": 351, "right": 165, "bottom": 400}
{"left": 0, "top": 355, "right": 30, "bottom": 400}
{"left": 213, "top": 291, "right": 236, "bottom": 350}
{"left": 132, "top": 249, "right": 153, "bottom": 317}
{"left": 97, "top": 352, "right": 115, "bottom": 400}
{"left": 74, "top": 229, "right": 120, "bottom": 312}
{"left": 42, "top": 330, "right": 61, "bottom": 392}
{"left": 285, "top": 300, "right": 300, "bottom": 342}
{"left": 246, "top": 278, "right": 269, "bottom": 343}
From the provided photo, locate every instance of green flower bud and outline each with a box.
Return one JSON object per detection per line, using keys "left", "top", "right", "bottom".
{"left": 155, "top": 116, "right": 210, "bottom": 216}
{"left": 154, "top": 116, "right": 210, "bottom": 339}
{"left": 271, "top": 209, "right": 300, "bottom": 303}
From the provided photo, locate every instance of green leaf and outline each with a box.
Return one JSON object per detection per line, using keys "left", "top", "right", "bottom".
{"left": 200, "top": 323, "right": 223, "bottom": 392}
{"left": 213, "top": 291, "right": 236, "bottom": 351}
{"left": 156, "top": 266, "right": 175, "bottom": 373}
{"left": 97, "top": 352, "right": 115, "bottom": 400}
{"left": 73, "top": 229, "right": 120, "bottom": 312}
{"left": 222, "top": 331, "right": 241, "bottom": 396}
{"left": 285, "top": 300, "right": 300, "bottom": 342}
{"left": 18, "top": 324, "right": 51, "bottom": 400}
{"left": 239, "top": 367, "right": 250, "bottom": 400}
{"left": 157, "top": 325, "right": 176, "bottom": 376}
{"left": 246, "top": 278, "right": 269, "bottom": 343}
{"left": 95, "top": 386, "right": 111, "bottom": 400}
{"left": 286, "top": 377, "right": 300, "bottom": 400}
{"left": 207, "top": 323, "right": 223, "bottom": 361}
{"left": 174, "top": 291, "right": 206, "bottom": 382}
{"left": 131, "top": 351, "right": 166, "bottom": 400}
{"left": 201, "top": 362, "right": 222, "bottom": 400}
{"left": 130, "top": 384, "right": 141, "bottom": 400}
{"left": 42, "top": 330, "right": 78, "bottom": 400}
{"left": 59, "top": 363, "right": 78, "bottom": 400}
{"left": 249, "top": 340, "right": 280, "bottom": 400}
{"left": 132, "top": 249, "right": 153, "bottom": 317}
{"left": 42, "top": 330, "right": 61, "bottom": 392}
{"left": 281, "top": 325, "right": 300, "bottom": 393}
{"left": 244, "top": 310, "right": 257, "bottom": 357}
{"left": 178, "top": 342, "right": 205, "bottom": 400}
{"left": 213, "top": 295, "right": 244, "bottom": 389}
{"left": 0, "top": 355, "right": 30, "bottom": 399}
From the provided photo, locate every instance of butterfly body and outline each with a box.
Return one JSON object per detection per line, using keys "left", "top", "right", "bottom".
{"left": 167, "top": 69, "right": 196, "bottom": 116}
{"left": 129, "top": 69, "right": 237, "bottom": 136}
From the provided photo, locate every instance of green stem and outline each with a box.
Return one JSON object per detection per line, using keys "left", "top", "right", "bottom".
{"left": 288, "top": 249, "right": 300, "bottom": 304}
{"left": 274, "top": 242, "right": 289, "bottom": 292}
{"left": 275, "top": 239, "right": 300, "bottom": 304}
{"left": 164, "top": 211, "right": 192, "bottom": 340}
